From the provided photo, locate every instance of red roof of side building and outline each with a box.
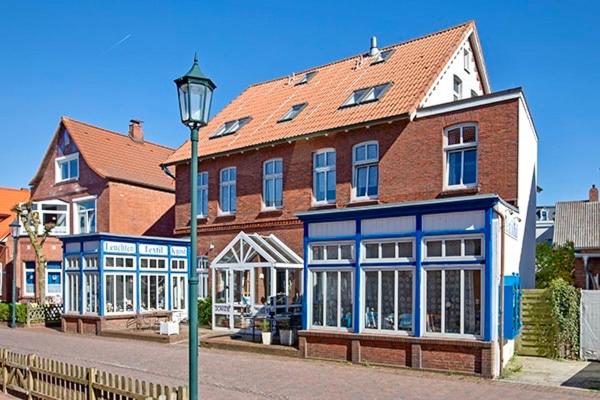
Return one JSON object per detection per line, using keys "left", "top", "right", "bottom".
{"left": 165, "top": 21, "right": 487, "bottom": 165}
{"left": 0, "top": 187, "right": 29, "bottom": 241}
{"left": 30, "top": 117, "right": 175, "bottom": 192}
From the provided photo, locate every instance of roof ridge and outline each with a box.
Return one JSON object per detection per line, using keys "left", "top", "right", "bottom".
{"left": 0, "top": 187, "right": 29, "bottom": 192}
{"left": 61, "top": 116, "right": 175, "bottom": 151}
{"left": 244, "top": 20, "right": 474, "bottom": 90}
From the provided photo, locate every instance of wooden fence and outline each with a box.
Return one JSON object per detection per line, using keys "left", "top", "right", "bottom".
{"left": 517, "top": 289, "right": 551, "bottom": 356}
{"left": 26, "top": 304, "right": 62, "bottom": 327}
{"left": 0, "top": 349, "right": 187, "bottom": 400}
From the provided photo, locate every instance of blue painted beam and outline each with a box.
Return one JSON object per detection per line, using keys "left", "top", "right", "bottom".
{"left": 483, "top": 208, "right": 493, "bottom": 341}
{"left": 414, "top": 214, "right": 423, "bottom": 337}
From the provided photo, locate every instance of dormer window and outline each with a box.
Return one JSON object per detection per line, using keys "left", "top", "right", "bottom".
{"left": 295, "top": 71, "right": 317, "bottom": 85}
{"left": 55, "top": 153, "right": 79, "bottom": 183}
{"left": 371, "top": 49, "right": 395, "bottom": 65}
{"left": 210, "top": 117, "right": 251, "bottom": 138}
{"left": 278, "top": 103, "right": 307, "bottom": 122}
{"left": 340, "top": 82, "right": 391, "bottom": 108}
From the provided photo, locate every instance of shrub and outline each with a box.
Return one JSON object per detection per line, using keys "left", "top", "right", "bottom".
{"left": 198, "top": 297, "right": 212, "bottom": 327}
{"left": 0, "top": 303, "right": 28, "bottom": 324}
{"left": 535, "top": 241, "right": 575, "bottom": 288}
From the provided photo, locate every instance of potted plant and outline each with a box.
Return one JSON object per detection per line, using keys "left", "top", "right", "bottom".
{"left": 261, "top": 319, "right": 272, "bottom": 345}
{"left": 278, "top": 319, "right": 295, "bottom": 346}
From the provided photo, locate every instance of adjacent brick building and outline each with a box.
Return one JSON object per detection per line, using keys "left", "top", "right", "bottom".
{"left": 7, "top": 117, "right": 176, "bottom": 303}
{"left": 164, "top": 21, "right": 538, "bottom": 378}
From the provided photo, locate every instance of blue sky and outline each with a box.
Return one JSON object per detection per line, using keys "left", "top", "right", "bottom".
{"left": 0, "top": 1, "right": 598, "bottom": 204}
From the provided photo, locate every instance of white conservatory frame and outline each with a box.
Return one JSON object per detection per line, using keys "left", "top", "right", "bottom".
{"left": 211, "top": 231, "right": 304, "bottom": 330}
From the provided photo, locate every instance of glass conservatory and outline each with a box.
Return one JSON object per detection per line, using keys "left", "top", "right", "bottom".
{"left": 211, "top": 232, "right": 304, "bottom": 330}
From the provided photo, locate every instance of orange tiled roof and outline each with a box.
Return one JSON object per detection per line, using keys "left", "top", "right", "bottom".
{"left": 165, "top": 21, "right": 477, "bottom": 165}
{"left": 31, "top": 117, "right": 175, "bottom": 191}
{"left": 0, "top": 187, "right": 29, "bottom": 240}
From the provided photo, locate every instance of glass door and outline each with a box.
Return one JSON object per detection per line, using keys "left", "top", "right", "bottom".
{"left": 232, "top": 268, "right": 252, "bottom": 328}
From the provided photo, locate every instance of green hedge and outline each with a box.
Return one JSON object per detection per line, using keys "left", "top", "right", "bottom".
{"left": 0, "top": 303, "right": 28, "bottom": 324}
{"left": 198, "top": 297, "right": 212, "bottom": 327}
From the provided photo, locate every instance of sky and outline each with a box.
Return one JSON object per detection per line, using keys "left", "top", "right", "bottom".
{"left": 0, "top": 1, "right": 598, "bottom": 205}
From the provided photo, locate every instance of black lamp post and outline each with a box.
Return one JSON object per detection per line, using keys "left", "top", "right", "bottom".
{"left": 9, "top": 219, "right": 20, "bottom": 328}
{"left": 174, "top": 54, "right": 216, "bottom": 400}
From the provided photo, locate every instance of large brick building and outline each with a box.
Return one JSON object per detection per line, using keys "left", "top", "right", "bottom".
{"left": 164, "top": 21, "right": 537, "bottom": 377}
{"left": 6, "top": 117, "right": 176, "bottom": 304}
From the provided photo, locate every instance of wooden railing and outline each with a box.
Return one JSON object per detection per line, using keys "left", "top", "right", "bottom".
{"left": 0, "top": 349, "right": 187, "bottom": 400}
{"left": 26, "top": 304, "right": 62, "bottom": 327}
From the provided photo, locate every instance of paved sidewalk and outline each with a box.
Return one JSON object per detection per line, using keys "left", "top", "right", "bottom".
{"left": 0, "top": 327, "right": 598, "bottom": 400}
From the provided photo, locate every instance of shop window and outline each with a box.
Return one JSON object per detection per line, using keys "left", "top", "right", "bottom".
{"left": 66, "top": 273, "right": 79, "bottom": 313}
{"left": 352, "top": 141, "right": 379, "bottom": 200}
{"left": 364, "top": 269, "right": 413, "bottom": 332}
{"left": 140, "top": 257, "right": 167, "bottom": 270}
{"left": 105, "top": 273, "right": 135, "bottom": 313}
{"left": 425, "top": 267, "right": 482, "bottom": 336}
{"left": 140, "top": 274, "right": 166, "bottom": 311}
{"left": 104, "top": 255, "right": 135, "bottom": 269}
{"left": 84, "top": 273, "right": 99, "bottom": 314}
{"left": 424, "top": 235, "right": 483, "bottom": 260}
{"left": 172, "top": 275, "right": 187, "bottom": 311}
{"left": 215, "top": 270, "right": 230, "bottom": 304}
{"left": 444, "top": 124, "right": 477, "bottom": 189}
{"left": 361, "top": 239, "right": 414, "bottom": 262}
{"left": 310, "top": 242, "right": 354, "bottom": 263}
{"left": 313, "top": 149, "right": 336, "bottom": 204}
{"left": 311, "top": 270, "right": 353, "bottom": 330}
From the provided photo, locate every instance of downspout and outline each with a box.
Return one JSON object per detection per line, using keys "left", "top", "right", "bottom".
{"left": 161, "top": 164, "right": 176, "bottom": 181}
{"left": 492, "top": 206, "right": 505, "bottom": 377}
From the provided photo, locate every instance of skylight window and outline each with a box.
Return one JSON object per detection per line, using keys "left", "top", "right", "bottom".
{"left": 278, "top": 103, "right": 307, "bottom": 122}
{"left": 210, "top": 117, "right": 252, "bottom": 138}
{"left": 295, "top": 71, "right": 317, "bottom": 85}
{"left": 371, "top": 49, "right": 395, "bottom": 65}
{"left": 340, "top": 83, "right": 391, "bottom": 108}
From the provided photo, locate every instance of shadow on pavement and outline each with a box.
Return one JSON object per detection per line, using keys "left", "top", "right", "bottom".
{"left": 562, "top": 361, "right": 600, "bottom": 390}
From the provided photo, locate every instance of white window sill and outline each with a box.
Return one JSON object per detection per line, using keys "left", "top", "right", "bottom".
{"left": 217, "top": 212, "right": 236, "bottom": 217}
{"left": 55, "top": 178, "right": 79, "bottom": 184}
{"left": 422, "top": 332, "right": 481, "bottom": 341}
{"left": 349, "top": 196, "right": 379, "bottom": 204}
{"left": 363, "top": 328, "right": 412, "bottom": 336}
{"left": 443, "top": 184, "right": 477, "bottom": 191}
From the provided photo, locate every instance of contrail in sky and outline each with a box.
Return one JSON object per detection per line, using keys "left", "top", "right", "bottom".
{"left": 104, "top": 34, "right": 132, "bottom": 54}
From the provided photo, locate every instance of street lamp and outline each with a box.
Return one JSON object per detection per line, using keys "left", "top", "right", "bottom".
{"left": 174, "top": 54, "right": 216, "bottom": 400}
{"left": 9, "top": 219, "right": 20, "bottom": 329}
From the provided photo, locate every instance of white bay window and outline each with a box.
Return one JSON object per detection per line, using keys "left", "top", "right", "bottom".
{"left": 140, "top": 274, "right": 166, "bottom": 312}
{"left": 105, "top": 273, "right": 135, "bottom": 314}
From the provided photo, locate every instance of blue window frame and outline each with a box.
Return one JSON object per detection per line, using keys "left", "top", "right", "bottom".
{"left": 445, "top": 124, "right": 477, "bottom": 188}
{"left": 313, "top": 149, "right": 336, "bottom": 204}
{"left": 263, "top": 159, "right": 283, "bottom": 209}
{"left": 352, "top": 141, "right": 379, "bottom": 200}
{"left": 219, "top": 167, "right": 237, "bottom": 214}
{"left": 197, "top": 171, "right": 208, "bottom": 217}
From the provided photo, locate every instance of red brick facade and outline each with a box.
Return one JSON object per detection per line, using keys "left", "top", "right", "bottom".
{"left": 574, "top": 252, "right": 600, "bottom": 289}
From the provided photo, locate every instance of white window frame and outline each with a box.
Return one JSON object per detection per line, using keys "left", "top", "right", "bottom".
{"left": 423, "top": 265, "right": 484, "bottom": 338}
{"left": 352, "top": 141, "right": 379, "bottom": 201}
{"left": 362, "top": 267, "right": 415, "bottom": 334}
{"left": 312, "top": 148, "right": 336, "bottom": 206}
{"left": 171, "top": 258, "right": 188, "bottom": 271}
{"left": 463, "top": 49, "right": 470, "bottom": 73}
{"left": 28, "top": 200, "right": 70, "bottom": 235}
{"left": 83, "top": 272, "right": 99, "bottom": 314}
{"left": 423, "top": 234, "right": 485, "bottom": 261}
{"left": 309, "top": 268, "right": 354, "bottom": 331}
{"left": 45, "top": 267, "right": 62, "bottom": 297}
{"left": 139, "top": 256, "right": 167, "bottom": 271}
{"left": 65, "top": 272, "right": 80, "bottom": 313}
{"left": 104, "top": 255, "right": 136, "bottom": 270}
{"left": 219, "top": 167, "right": 237, "bottom": 215}
{"left": 361, "top": 238, "right": 415, "bottom": 263}
{"left": 443, "top": 123, "right": 478, "bottom": 190}
{"left": 197, "top": 171, "right": 208, "bottom": 218}
{"left": 262, "top": 158, "right": 283, "bottom": 210}
{"left": 23, "top": 262, "right": 35, "bottom": 297}
{"left": 197, "top": 256, "right": 209, "bottom": 299}
{"left": 171, "top": 274, "right": 188, "bottom": 311}
{"left": 341, "top": 82, "right": 391, "bottom": 107}
{"left": 55, "top": 153, "right": 79, "bottom": 183}
{"left": 309, "top": 242, "right": 355, "bottom": 264}
{"left": 104, "top": 273, "right": 136, "bottom": 314}
{"left": 453, "top": 75, "right": 463, "bottom": 100}
{"left": 140, "top": 273, "right": 167, "bottom": 312}
{"left": 83, "top": 255, "right": 98, "bottom": 269}
{"left": 65, "top": 256, "right": 80, "bottom": 270}
{"left": 72, "top": 196, "right": 97, "bottom": 234}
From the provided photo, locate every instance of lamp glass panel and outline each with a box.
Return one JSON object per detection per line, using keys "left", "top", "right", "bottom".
{"left": 178, "top": 83, "right": 190, "bottom": 122}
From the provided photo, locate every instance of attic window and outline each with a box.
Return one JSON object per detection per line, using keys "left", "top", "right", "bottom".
{"left": 278, "top": 103, "right": 307, "bottom": 122}
{"left": 371, "top": 49, "right": 395, "bottom": 65}
{"left": 340, "top": 82, "right": 391, "bottom": 108}
{"left": 295, "top": 71, "right": 317, "bottom": 85}
{"left": 210, "top": 117, "right": 252, "bottom": 138}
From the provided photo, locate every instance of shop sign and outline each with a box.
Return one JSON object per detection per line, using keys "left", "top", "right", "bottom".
{"left": 213, "top": 304, "right": 231, "bottom": 314}
{"left": 506, "top": 215, "right": 519, "bottom": 239}
{"left": 103, "top": 241, "right": 135, "bottom": 254}
{"left": 171, "top": 246, "right": 188, "bottom": 257}
{"left": 139, "top": 244, "right": 168, "bottom": 256}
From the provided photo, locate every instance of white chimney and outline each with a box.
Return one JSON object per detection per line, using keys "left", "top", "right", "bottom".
{"left": 369, "top": 36, "right": 380, "bottom": 57}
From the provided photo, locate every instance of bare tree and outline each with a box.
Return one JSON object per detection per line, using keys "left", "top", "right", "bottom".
{"left": 12, "top": 202, "right": 55, "bottom": 304}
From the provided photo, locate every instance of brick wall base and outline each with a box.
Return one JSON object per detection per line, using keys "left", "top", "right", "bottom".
{"left": 62, "top": 312, "right": 171, "bottom": 335}
{"left": 298, "top": 330, "right": 496, "bottom": 378}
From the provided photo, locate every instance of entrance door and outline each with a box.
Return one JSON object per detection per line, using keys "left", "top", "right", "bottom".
{"left": 232, "top": 268, "right": 252, "bottom": 329}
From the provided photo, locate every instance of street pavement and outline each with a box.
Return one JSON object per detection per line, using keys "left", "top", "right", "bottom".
{"left": 0, "top": 326, "right": 597, "bottom": 400}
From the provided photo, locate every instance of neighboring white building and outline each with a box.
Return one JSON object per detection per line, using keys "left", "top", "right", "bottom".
{"left": 536, "top": 205, "right": 555, "bottom": 244}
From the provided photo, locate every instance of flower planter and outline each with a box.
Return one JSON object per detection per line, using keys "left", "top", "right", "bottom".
{"left": 279, "top": 329, "right": 295, "bottom": 346}
{"left": 261, "top": 331, "right": 272, "bottom": 345}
